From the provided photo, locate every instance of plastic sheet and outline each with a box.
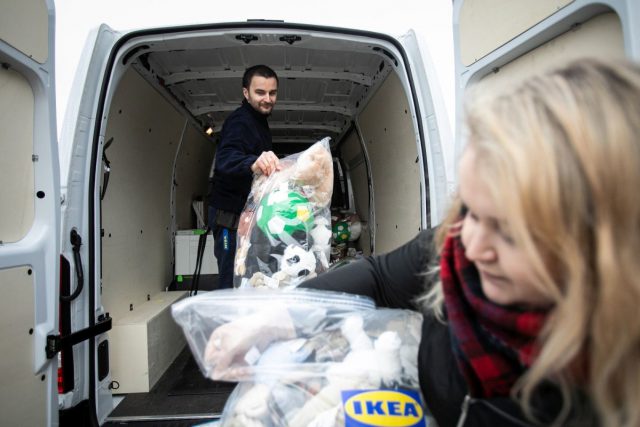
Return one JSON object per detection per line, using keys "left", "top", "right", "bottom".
{"left": 171, "top": 288, "right": 427, "bottom": 427}
{"left": 234, "top": 138, "right": 334, "bottom": 289}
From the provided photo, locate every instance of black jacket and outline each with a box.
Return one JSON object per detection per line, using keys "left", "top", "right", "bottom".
{"left": 302, "top": 229, "right": 596, "bottom": 427}
{"left": 209, "top": 100, "right": 273, "bottom": 214}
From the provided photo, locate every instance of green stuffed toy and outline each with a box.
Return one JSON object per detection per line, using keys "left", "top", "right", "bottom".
{"left": 332, "top": 220, "right": 351, "bottom": 244}
{"left": 256, "top": 184, "right": 314, "bottom": 241}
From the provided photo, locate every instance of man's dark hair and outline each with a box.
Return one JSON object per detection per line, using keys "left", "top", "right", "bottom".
{"left": 242, "top": 65, "right": 278, "bottom": 89}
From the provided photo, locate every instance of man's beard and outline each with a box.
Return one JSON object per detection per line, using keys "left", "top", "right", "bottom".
{"left": 258, "top": 103, "right": 273, "bottom": 116}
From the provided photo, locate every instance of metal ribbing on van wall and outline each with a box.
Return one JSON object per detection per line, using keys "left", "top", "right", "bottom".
{"left": 168, "top": 119, "right": 190, "bottom": 273}
{"left": 353, "top": 120, "right": 375, "bottom": 255}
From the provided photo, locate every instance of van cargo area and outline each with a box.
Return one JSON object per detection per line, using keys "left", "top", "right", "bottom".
{"left": 65, "top": 22, "right": 444, "bottom": 423}
{"left": 6, "top": 0, "right": 639, "bottom": 425}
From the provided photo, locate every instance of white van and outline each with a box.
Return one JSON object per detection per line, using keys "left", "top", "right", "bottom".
{"left": 0, "top": 0, "right": 638, "bottom": 425}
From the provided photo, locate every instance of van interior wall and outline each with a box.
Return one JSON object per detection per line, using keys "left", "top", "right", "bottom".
{"left": 173, "top": 125, "right": 214, "bottom": 230}
{"left": 100, "top": 68, "right": 213, "bottom": 320}
{"left": 355, "top": 71, "right": 422, "bottom": 254}
{"left": 0, "top": 64, "right": 47, "bottom": 425}
{"left": 0, "top": 67, "right": 34, "bottom": 243}
{"left": 340, "top": 130, "right": 372, "bottom": 256}
{"left": 473, "top": 12, "right": 624, "bottom": 92}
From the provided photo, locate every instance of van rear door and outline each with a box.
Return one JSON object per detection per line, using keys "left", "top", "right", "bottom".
{"left": 0, "top": 0, "right": 59, "bottom": 424}
{"left": 397, "top": 30, "right": 453, "bottom": 226}
{"left": 57, "top": 23, "right": 121, "bottom": 424}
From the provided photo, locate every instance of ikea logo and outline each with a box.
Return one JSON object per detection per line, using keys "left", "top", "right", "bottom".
{"left": 342, "top": 389, "right": 427, "bottom": 427}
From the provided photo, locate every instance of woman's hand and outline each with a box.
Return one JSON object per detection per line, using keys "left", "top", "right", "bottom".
{"left": 203, "top": 305, "right": 296, "bottom": 379}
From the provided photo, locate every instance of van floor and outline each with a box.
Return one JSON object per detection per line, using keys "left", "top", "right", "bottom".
{"left": 105, "top": 274, "right": 235, "bottom": 426}
{"left": 105, "top": 345, "right": 236, "bottom": 426}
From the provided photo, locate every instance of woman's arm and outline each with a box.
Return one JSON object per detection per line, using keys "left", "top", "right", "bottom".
{"left": 302, "top": 228, "right": 436, "bottom": 310}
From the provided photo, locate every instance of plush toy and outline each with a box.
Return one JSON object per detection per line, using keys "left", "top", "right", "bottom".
{"left": 234, "top": 138, "right": 334, "bottom": 287}
{"left": 186, "top": 295, "right": 424, "bottom": 427}
{"left": 310, "top": 217, "right": 332, "bottom": 269}
{"left": 246, "top": 244, "right": 318, "bottom": 289}
{"left": 291, "top": 139, "right": 334, "bottom": 207}
{"left": 286, "top": 314, "right": 405, "bottom": 427}
{"left": 280, "top": 244, "right": 318, "bottom": 280}
{"left": 346, "top": 214, "right": 362, "bottom": 242}
{"left": 234, "top": 236, "right": 251, "bottom": 277}
{"left": 332, "top": 220, "right": 350, "bottom": 244}
{"left": 256, "top": 182, "right": 314, "bottom": 245}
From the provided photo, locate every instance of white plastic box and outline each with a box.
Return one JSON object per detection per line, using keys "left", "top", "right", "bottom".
{"left": 174, "top": 230, "right": 218, "bottom": 276}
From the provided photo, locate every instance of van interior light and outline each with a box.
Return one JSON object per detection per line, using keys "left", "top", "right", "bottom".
{"left": 204, "top": 126, "right": 214, "bottom": 136}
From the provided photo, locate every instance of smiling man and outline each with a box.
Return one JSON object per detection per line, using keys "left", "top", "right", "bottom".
{"left": 208, "top": 65, "right": 280, "bottom": 289}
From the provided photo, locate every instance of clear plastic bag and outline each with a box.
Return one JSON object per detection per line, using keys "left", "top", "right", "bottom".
{"left": 171, "top": 288, "right": 427, "bottom": 427}
{"left": 234, "top": 137, "right": 334, "bottom": 289}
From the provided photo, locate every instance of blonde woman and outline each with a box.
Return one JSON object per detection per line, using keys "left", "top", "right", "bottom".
{"left": 206, "top": 58, "right": 640, "bottom": 426}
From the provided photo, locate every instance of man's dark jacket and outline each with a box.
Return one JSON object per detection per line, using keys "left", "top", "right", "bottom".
{"left": 209, "top": 99, "right": 272, "bottom": 214}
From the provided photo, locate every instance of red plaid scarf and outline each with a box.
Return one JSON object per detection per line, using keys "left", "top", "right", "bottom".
{"left": 440, "top": 232, "right": 548, "bottom": 397}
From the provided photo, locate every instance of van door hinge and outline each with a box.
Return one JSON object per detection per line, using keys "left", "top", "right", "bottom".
{"left": 46, "top": 314, "right": 112, "bottom": 359}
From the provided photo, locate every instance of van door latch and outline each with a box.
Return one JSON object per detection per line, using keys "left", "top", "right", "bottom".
{"left": 46, "top": 314, "right": 112, "bottom": 359}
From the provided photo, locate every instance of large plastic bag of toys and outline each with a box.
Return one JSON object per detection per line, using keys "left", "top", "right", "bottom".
{"left": 234, "top": 137, "right": 334, "bottom": 289}
{"left": 171, "top": 288, "right": 428, "bottom": 427}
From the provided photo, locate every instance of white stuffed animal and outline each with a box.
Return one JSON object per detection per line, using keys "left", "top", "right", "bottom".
{"left": 273, "top": 244, "right": 318, "bottom": 287}
{"left": 310, "top": 217, "right": 332, "bottom": 269}
{"left": 246, "top": 244, "right": 318, "bottom": 289}
{"left": 288, "top": 315, "right": 404, "bottom": 427}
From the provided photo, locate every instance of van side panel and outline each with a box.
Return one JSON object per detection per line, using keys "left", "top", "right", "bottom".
{"left": 0, "top": 267, "right": 47, "bottom": 425}
{"left": 459, "top": 0, "right": 574, "bottom": 66}
{"left": 0, "top": 66, "right": 34, "bottom": 242}
{"left": 479, "top": 12, "right": 624, "bottom": 90}
{"left": 340, "top": 130, "right": 372, "bottom": 255}
{"left": 0, "top": 0, "right": 49, "bottom": 63}
{"left": 101, "top": 69, "right": 212, "bottom": 320}
{"left": 454, "top": 1, "right": 631, "bottom": 161}
{"left": 358, "top": 72, "right": 422, "bottom": 254}
{"left": 0, "top": 0, "right": 58, "bottom": 422}
{"left": 174, "top": 126, "right": 214, "bottom": 230}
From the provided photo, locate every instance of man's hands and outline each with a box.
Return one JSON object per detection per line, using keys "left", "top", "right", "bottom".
{"left": 251, "top": 151, "right": 280, "bottom": 176}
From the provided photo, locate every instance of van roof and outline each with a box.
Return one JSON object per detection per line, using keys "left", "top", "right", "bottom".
{"left": 117, "top": 23, "right": 404, "bottom": 153}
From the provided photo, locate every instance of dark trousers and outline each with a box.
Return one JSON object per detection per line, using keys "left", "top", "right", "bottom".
{"left": 208, "top": 207, "right": 236, "bottom": 289}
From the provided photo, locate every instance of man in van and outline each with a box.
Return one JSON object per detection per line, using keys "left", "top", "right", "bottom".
{"left": 208, "top": 64, "right": 280, "bottom": 289}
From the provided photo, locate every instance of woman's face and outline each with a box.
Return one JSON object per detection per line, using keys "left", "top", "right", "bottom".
{"left": 458, "top": 146, "right": 553, "bottom": 309}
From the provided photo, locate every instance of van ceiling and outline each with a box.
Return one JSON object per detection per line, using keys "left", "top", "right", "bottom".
{"left": 128, "top": 27, "right": 395, "bottom": 155}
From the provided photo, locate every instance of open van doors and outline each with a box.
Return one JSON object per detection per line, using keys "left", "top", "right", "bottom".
{"left": 57, "top": 21, "right": 121, "bottom": 427}
{"left": 1, "top": 5, "right": 454, "bottom": 422}
{"left": 1, "top": 1, "right": 119, "bottom": 424}
{"left": 452, "top": 0, "right": 639, "bottom": 158}
{"left": 0, "top": 0, "right": 60, "bottom": 424}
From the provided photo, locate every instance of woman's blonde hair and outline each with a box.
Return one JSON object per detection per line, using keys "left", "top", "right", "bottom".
{"left": 425, "top": 58, "right": 640, "bottom": 426}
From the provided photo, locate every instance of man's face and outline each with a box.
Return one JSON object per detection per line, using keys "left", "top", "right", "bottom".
{"left": 243, "top": 75, "right": 278, "bottom": 115}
